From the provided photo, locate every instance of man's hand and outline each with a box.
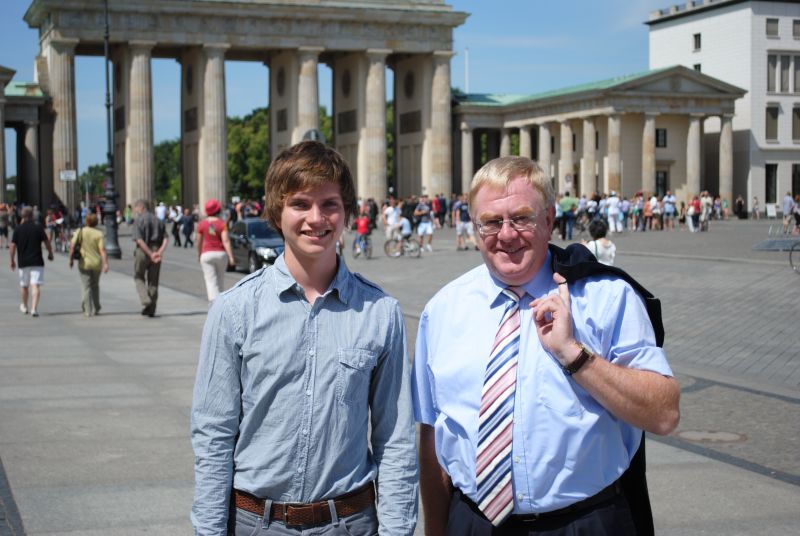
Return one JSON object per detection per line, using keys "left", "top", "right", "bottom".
{"left": 47, "top": 252, "right": 54, "bottom": 262}
{"left": 10, "top": 260, "right": 16, "bottom": 271}
{"left": 531, "top": 272, "right": 578, "bottom": 366}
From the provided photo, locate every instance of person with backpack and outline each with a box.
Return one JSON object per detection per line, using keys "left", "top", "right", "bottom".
{"left": 413, "top": 156, "right": 679, "bottom": 535}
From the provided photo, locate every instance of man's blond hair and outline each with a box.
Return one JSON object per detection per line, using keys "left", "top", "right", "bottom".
{"left": 468, "top": 156, "right": 554, "bottom": 217}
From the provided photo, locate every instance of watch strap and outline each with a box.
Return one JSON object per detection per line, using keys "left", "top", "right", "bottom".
{"left": 563, "top": 344, "right": 593, "bottom": 375}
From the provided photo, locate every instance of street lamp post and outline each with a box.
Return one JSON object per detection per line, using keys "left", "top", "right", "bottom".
{"left": 102, "top": 0, "right": 121, "bottom": 258}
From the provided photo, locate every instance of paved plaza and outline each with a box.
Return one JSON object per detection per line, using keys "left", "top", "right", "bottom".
{"left": 0, "top": 217, "right": 798, "bottom": 535}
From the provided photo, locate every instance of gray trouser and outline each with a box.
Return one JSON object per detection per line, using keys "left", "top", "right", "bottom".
{"left": 229, "top": 503, "right": 378, "bottom": 536}
{"left": 78, "top": 267, "right": 101, "bottom": 315}
{"left": 133, "top": 247, "right": 161, "bottom": 312}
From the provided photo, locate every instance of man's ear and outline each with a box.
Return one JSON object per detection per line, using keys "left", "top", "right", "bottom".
{"left": 545, "top": 205, "right": 556, "bottom": 232}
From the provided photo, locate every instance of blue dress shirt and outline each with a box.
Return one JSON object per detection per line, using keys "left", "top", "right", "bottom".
{"left": 412, "top": 251, "right": 673, "bottom": 514}
{"left": 192, "top": 255, "right": 418, "bottom": 535}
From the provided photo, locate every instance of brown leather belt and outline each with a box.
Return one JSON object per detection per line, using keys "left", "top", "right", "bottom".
{"left": 232, "top": 482, "right": 375, "bottom": 526}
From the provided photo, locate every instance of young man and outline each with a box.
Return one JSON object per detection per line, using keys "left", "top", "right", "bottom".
{"left": 413, "top": 156, "right": 679, "bottom": 535}
{"left": 191, "top": 141, "right": 418, "bottom": 536}
{"left": 414, "top": 194, "right": 434, "bottom": 252}
{"left": 10, "top": 206, "right": 54, "bottom": 317}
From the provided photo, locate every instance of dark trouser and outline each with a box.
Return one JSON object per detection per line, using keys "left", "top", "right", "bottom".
{"left": 134, "top": 247, "right": 161, "bottom": 314}
{"left": 446, "top": 487, "right": 636, "bottom": 536}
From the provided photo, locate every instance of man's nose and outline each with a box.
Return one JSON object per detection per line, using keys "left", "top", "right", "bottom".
{"left": 496, "top": 219, "right": 517, "bottom": 240}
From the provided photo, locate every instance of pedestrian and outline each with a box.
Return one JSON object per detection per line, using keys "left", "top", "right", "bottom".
{"left": 678, "top": 201, "right": 687, "bottom": 231}
{"left": 68, "top": 213, "right": 109, "bottom": 316}
{"left": 196, "top": 198, "right": 235, "bottom": 302}
{"left": 191, "top": 141, "right": 418, "bottom": 535}
{"left": 180, "top": 207, "right": 195, "bottom": 247}
{"left": 170, "top": 205, "right": 182, "bottom": 247}
{"left": 663, "top": 190, "right": 677, "bottom": 230}
{"left": 584, "top": 218, "right": 616, "bottom": 266}
{"left": 131, "top": 199, "right": 167, "bottom": 317}
{"left": 782, "top": 191, "right": 795, "bottom": 234}
{"left": 0, "top": 203, "right": 10, "bottom": 248}
{"left": 752, "top": 196, "right": 760, "bottom": 220}
{"left": 415, "top": 194, "right": 435, "bottom": 251}
{"left": 412, "top": 156, "right": 679, "bottom": 535}
{"left": 9, "top": 206, "right": 54, "bottom": 317}
{"left": 606, "top": 190, "right": 622, "bottom": 233}
{"left": 452, "top": 194, "right": 477, "bottom": 251}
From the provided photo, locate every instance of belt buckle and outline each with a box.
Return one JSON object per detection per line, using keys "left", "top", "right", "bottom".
{"left": 278, "top": 503, "right": 290, "bottom": 524}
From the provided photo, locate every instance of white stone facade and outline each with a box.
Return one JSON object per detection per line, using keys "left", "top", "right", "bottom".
{"left": 649, "top": 0, "right": 800, "bottom": 213}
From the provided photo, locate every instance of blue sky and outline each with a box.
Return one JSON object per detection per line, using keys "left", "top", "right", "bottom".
{"left": 2, "top": 0, "right": 667, "bottom": 176}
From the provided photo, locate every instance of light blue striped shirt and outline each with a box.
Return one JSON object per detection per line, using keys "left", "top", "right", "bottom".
{"left": 412, "top": 251, "right": 673, "bottom": 514}
{"left": 191, "top": 254, "right": 418, "bottom": 535}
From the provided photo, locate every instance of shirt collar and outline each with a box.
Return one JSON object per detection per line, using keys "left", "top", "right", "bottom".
{"left": 272, "top": 253, "right": 350, "bottom": 305}
{"left": 484, "top": 249, "right": 555, "bottom": 308}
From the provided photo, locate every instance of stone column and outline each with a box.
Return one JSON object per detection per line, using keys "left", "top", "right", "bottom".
{"left": 23, "top": 121, "right": 40, "bottom": 206}
{"left": 581, "top": 117, "right": 596, "bottom": 196}
{"left": 719, "top": 114, "right": 733, "bottom": 204}
{"left": 461, "top": 126, "right": 473, "bottom": 193}
{"left": 642, "top": 113, "right": 657, "bottom": 196}
{"left": 201, "top": 44, "right": 229, "bottom": 208}
{"left": 538, "top": 122, "right": 552, "bottom": 182}
{"left": 363, "top": 49, "right": 390, "bottom": 201}
{"left": 519, "top": 126, "right": 532, "bottom": 159}
{"left": 48, "top": 38, "right": 79, "bottom": 211}
{"left": 429, "top": 51, "right": 453, "bottom": 196}
{"left": 500, "top": 128, "right": 512, "bottom": 156}
{"left": 686, "top": 115, "right": 702, "bottom": 196}
{"left": 296, "top": 47, "right": 322, "bottom": 143}
{"left": 607, "top": 114, "right": 622, "bottom": 193}
{"left": 559, "top": 120, "right": 574, "bottom": 194}
{"left": 127, "top": 41, "right": 156, "bottom": 204}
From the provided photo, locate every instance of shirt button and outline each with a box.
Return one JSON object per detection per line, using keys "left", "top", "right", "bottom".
{"left": 298, "top": 467, "right": 304, "bottom": 473}
{"left": 301, "top": 428, "right": 308, "bottom": 435}
{"left": 517, "top": 492, "right": 524, "bottom": 501}
{"left": 305, "top": 390, "right": 312, "bottom": 396}
{"left": 308, "top": 349, "right": 315, "bottom": 356}
{"left": 513, "top": 456, "right": 520, "bottom": 463}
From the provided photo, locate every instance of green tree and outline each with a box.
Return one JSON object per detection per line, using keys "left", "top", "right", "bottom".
{"left": 319, "top": 106, "right": 332, "bottom": 145}
{"left": 227, "top": 107, "right": 269, "bottom": 199}
{"left": 78, "top": 164, "right": 106, "bottom": 203}
{"left": 153, "top": 139, "right": 181, "bottom": 203}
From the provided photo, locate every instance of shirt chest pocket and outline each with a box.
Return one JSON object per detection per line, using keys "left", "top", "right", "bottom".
{"left": 335, "top": 349, "right": 377, "bottom": 405}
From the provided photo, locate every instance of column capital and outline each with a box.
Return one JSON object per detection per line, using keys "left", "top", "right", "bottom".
{"left": 366, "top": 48, "right": 392, "bottom": 61}
{"left": 720, "top": 113, "right": 735, "bottom": 120}
{"left": 689, "top": 113, "right": 705, "bottom": 119}
{"left": 203, "top": 43, "right": 230, "bottom": 51}
{"left": 460, "top": 123, "right": 472, "bottom": 133}
{"left": 23, "top": 118, "right": 39, "bottom": 127}
{"left": 298, "top": 46, "right": 324, "bottom": 59}
{"left": 49, "top": 37, "right": 79, "bottom": 52}
{"left": 129, "top": 40, "right": 157, "bottom": 52}
{"left": 644, "top": 111, "right": 660, "bottom": 118}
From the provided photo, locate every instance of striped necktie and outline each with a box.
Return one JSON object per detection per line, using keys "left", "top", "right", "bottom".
{"left": 476, "top": 286, "right": 525, "bottom": 526}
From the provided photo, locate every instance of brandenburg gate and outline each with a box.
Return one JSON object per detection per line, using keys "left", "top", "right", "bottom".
{"left": 18, "top": 0, "right": 467, "bottom": 210}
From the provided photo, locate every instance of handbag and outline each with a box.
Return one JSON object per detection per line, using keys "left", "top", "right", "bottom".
{"left": 72, "top": 228, "right": 82, "bottom": 260}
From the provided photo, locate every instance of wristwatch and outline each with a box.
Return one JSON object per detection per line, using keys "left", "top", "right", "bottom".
{"left": 562, "top": 343, "right": 594, "bottom": 376}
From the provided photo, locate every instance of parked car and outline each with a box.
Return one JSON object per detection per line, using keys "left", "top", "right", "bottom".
{"left": 229, "top": 217, "right": 284, "bottom": 273}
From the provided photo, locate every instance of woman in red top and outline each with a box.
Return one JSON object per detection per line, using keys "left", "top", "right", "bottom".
{"left": 196, "top": 199, "right": 235, "bottom": 301}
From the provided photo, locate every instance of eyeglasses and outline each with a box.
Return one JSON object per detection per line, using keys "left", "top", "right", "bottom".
{"left": 475, "top": 215, "right": 537, "bottom": 236}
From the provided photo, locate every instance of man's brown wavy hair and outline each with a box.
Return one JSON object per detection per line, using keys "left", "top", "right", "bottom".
{"left": 263, "top": 141, "right": 357, "bottom": 236}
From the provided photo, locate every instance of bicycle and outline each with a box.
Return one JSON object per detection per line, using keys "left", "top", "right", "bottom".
{"left": 352, "top": 233, "right": 373, "bottom": 259}
{"left": 384, "top": 235, "right": 421, "bottom": 258}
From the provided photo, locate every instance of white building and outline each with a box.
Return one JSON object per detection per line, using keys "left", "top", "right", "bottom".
{"left": 648, "top": 0, "right": 800, "bottom": 214}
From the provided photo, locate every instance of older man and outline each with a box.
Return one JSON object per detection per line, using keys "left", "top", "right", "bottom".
{"left": 131, "top": 199, "right": 167, "bottom": 317}
{"left": 413, "top": 156, "right": 680, "bottom": 535}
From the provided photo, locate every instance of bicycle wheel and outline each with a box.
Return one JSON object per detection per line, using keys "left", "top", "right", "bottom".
{"left": 790, "top": 242, "right": 800, "bottom": 274}
{"left": 384, "top": 239, "right": 401, "bottom": 258}
{"left": 407, "top": 240, "right": 421, "bottom": 258}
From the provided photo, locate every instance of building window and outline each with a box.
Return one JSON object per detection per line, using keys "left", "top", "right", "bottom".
{"left": 693, "top": 64, "right": 701, "bottom": 72}
{"left": 793, "top": 164, "right": 800, "bottom": 196}
{"left": 793, "top": 107, "right": 800, "bottom": 141}
{"left": 768, "top": 55, "right": 777, "bottom": 92}
{"left": 766, "top": 18, "right": 779, "bottom": 37}
{"left": 656, "top": 171, "right": 668, "bottom": 197}
{"left": 550, "top": 136, "right": 555, "bottom": 154}
{"left": 693, "top": 33, "right": 701, "bottom": 51}
{"left": 781, "top": 55, "right": 791, "bottom": 92}
{"left": 595, "top": 130, "right": 599, "bottom": 150}
{"left": 794, "top": 19, "right": 800, "bottom": 39}
{"left": 656, "top": 128, "right": 667, "bottom": 147}
{"left": 766, "top": 105, "right": 779, "bottom": 140}
{"left": 766, "top": 164, "right": 778, "bottom": 204}
{"left": 572, "top": 133, "right": 576, "bottom": 152}
{"left": 795, "top": 56, "right": 800, "bottom": 92}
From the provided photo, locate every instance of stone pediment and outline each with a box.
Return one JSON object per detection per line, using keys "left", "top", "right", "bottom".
{"left": 612, "top": 66, "right": 745, "bottom": 97}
